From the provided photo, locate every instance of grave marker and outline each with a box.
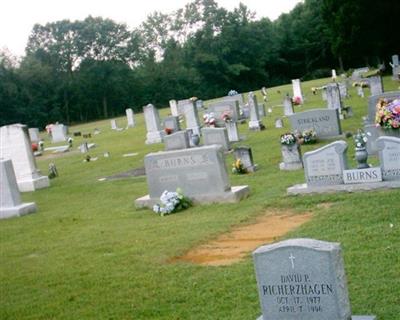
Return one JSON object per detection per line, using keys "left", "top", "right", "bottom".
{"left": 248, "top": 92, "right": 264, "bottom": 130}
{"left": 51, "top": 124, "right": 68, "bottom": 142}
{"left": 234, "top": 146, "right": 257, "bottom": 172}
{"left": 182, "top": 100, "right": 201, "bottom": 136}
{"left": 164, "top": 131, "right": 190, "bottom": 151}
{"left": 125, "top": 108, "right": 135, "bottom": 128}
{"left": 376, "top": 136, "right": 400, "bottom": 181}
{"left": 28, "top": 128, "right": 40, "bottom": 142}
{"left": 163, "top": 116, "right": 181, "bottom": 133}
{"left": 143, "top": 104, "right": 165, "bottom": 144}
{"left": 291, "top": 79, "right": 304, "bottom": 104}
{"left": 202, "top": 127, "right": 230, "bottom": 151}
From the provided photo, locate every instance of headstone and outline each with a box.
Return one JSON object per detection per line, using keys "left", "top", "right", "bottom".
{"left": 331, "top": 69, "right": 337, "bottom": 81}
{"left": 163, "top": 116, "right": 181, "bottom": 133}
{"left": 325, "top": 83, "right": 343, "bottom": 116}
{"left": 0, "top": 159, "right": 37, "bottom": 219}
{"left": 253, "top": 238, "right": 376, "bottom": 320}
{"left": 110, "top": 119, "right": 123, "bottom": 131}
{"left": 338, "top": 82, "right": 348, "bottom": 99}
{"left": 202, "top": 127, "right": 230, "bottom": 151}
{"left": 51, "top": 124, "right": 68, "bottom": 143}
{"left": 182, "top": 100, "right": 201, "bottom": 136}
{"left": 169, "top": 99, "right": 179, "bottom": 116}
{"left": 275, "top": 118, "right": 283, "bottom": 128}
{"left": 368, "top": 76, "right": 384, "bottom": 96}
{"left": 303, "top": 141, "right": 348, "bottom": 186}
{"left": 279, "top": 144, "right": 303, "bottom": 171}
{"left": 351, "top": 67, "right": 369, "bottom": 81}
{"left": 364, "top": 124, "right": 381, "bottom": 155}
{"left": 322, "top": 88, "right": 327, "bottom": 101}
{"left": 225, "top": 121, "right": 240, "bottom": 142}
{"left": 164, "top": 131, "right": 190, "bottom": 151}
{"left": 135, "top": 145, "right": 249, "bottom": 207}
{"left": 283, "top": 96, "right": 294, "bottom": 116}
{"left": 234, "top": 146, "right": 257, "bottom": 172}
{"left": 28, "top": 128, "right": 40, "bottom": 142}
{"left": 208, "top": 101, "right": 241, "bottom": 123}
{"left": 143, "top": 104, "right": 165, "bottom": 144}
{"left": 125, "top": 108, "right": 135, "bottom": 128}
{"left": 177, "top": 99, "right": 192, "bottom": 115}
{"left": 391, "top": 54, "right": 400, "bottom": 80}
{"left": 288, "top": 109, "right": 342, "bottom": 139}
{"left": 79, "top": 142, "right": 89, "bottom": 153}
{"left": 196, "top": 100, "right": 204, "bottom": 109}
{"left": 258, "top": 103, "right": 266, "bottom": 117}
{"left": 220, "top": 94, "right": 244, "bottom": 105}
{"left": 0, "top": 124, "right": 50, "bottom": 192}
{"left": 261, "top": 87, "right": 268, "bottom": 101}
{"left": 291, "top": 79, "right": 304, "bottom": 104}
{"left": 376, "top": 136, "right": 400, "bottom": 181}
{"left": 343, "top": 167, "right": 382, "bottom": 184}
{"left": 248, "top": 92, "right": 264, "bottom": 131}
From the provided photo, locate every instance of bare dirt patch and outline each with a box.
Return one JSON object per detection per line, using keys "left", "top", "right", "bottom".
{"left": 172, "top": 210, "right": 312, "bottom": 266}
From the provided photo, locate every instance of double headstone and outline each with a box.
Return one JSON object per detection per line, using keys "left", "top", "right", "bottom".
{"left": 0, "top": 124, "right": 50, "bottom": 192}
{"left": 135, "top": 145, "right": 249, "bottom": 207}
{"left": 248, "top": 92, "right": 264, "bottom": 131}
{"left": 51, "top": 124, "right": 68, "bottom": 143}
{"left": 125, "top": 108, "right": 135, "bottom": 128}
{"left": 202, "top": 127, "right": 230, "bottom": 151}
{"left": 143, "top": 104, "right": 165, "bottom": 144}
{"left": 291, "top": 79, "right": 304, "bottom": 104}
{"left": 0, "top": 159, "right": 37, "bottom": 219}
{"left": 164, "top": 131, "right": 190, "bottom": 151}
{"left": 253, "top": 238, "right": 376, "bottom": 320}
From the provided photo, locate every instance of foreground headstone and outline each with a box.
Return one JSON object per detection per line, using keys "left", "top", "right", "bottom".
{"left": 28, "top": 128, "right": 40, "bottom": 142}
{"left": 253, "top": 238, "right": 376, "bottom": 320}
{"left": 135, "top": 145, "right": 249, "bottom": 207}
{"left": 125, "top": 108, "right": 135, "bottom": 128}
{"left": 202, "top": 127, "right": 230, "bottom": 151}
{"left": 51, "top": 124, "right": 68, "bottom": 143}
{"left": 376, "top": 136, "right": 400, "bottom": 181}
{"left": 164, "top": 131, "right": 190, "bottom": 151}
{"left": 0, "top": 124, "right": 50, "bottom": 192}
{"left": 291, "top": 79, "right": 304, "bottom": 104}
{"left": 143, "top": 104, "right": 165, "bottom": 144}
{"left": 0, "top": 159, "right": 37, "bottom": 219}
{"left": 288, "top": 109, "right": 342, "bottom": 139}
{"left": 234, "top": 146, "right": 257, "bottom": 172}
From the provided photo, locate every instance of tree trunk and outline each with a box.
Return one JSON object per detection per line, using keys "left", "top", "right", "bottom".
{"left": 338, "top": 56, "right": 344, "bottom": 72}
{"left": 102, "top": 95, "right": 108, "bottom": 119}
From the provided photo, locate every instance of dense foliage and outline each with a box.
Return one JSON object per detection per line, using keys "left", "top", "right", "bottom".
{"left": 1, "top": 0, "right": 399, "bottom": 128}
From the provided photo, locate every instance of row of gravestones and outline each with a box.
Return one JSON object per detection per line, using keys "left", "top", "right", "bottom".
{"left": 287, "top": 137, "right": 400, "bottom": 195}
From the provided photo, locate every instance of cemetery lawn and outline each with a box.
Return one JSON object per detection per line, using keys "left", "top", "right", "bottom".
{"left": 1, "top": 76, "right": 399, "bottom": 319}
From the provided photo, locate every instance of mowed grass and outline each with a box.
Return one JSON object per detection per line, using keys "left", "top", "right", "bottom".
{"left": 1, "top": 76, "right": 399, "bottom": 319}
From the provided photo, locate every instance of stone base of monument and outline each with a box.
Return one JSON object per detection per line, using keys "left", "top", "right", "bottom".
{"left": 0, "top": 202, "right": 37, "bottom": 219}
{"left": 279, "top": 161, "right": 303, "bottom": 171}
{"left": 145, "top": 131, "right": 165, "bottom": 144}
{"left": 18, "top": 175, "right": 50, "bottom": 192}
{"left": 135, "top": 185, "right": 250, "bottom": 209}
{"left": 257, "top": 316, "right": 376, "bottom": 320}
{"left": 287, "top": 180, "right": 400, "bottom": 195}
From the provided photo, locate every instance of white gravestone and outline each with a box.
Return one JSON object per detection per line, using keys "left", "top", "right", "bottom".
{"left": 182, "top": 100, "right": 201, "bottom": 136}
{"left": 292, "top": 79, "right": 304, "bottom": 104}
{"left": 163, "top": 116, "right": 181, "bottom": 133}
{"left": 0, "top": 124, "right": 50, "bottom": 192}
{"left": 283, "top": 96, "right": 294, "bottom": 116}
{"left": 135, "top": 145, "right": 249, "bottom": 208}
{"left": 0, "top": 159, "right": 37, "bottom": 219}
{"left": 368, "top": 76, "right": 383, "bottom": 96}
{"left": 51, "top": 124, "right": 68, "bottom": 143}
{"left": 143, "top": 104, "right": 165, "bottom": 144}
{"left": 225, "top": 121, "right": 240, "bottom": 142}
{"left": 275, "top": 118, "right": 284, "bottom": 128}
{"left": 253, "top": 238, "right": 376, "bottom": 320}
{"left": 28, "top": 128, "right": 40, "bottom": 142}
{"left": 331, "top": 69, "right": 337, "bottom": 81}
{"left": 110, "top": 119, "right": 123, "bottom": 131}
{"left": 376, "top": 136, "right": 400, "bottom": 181}
{"left": 169, "top": 99, "right": 179, "bottom": 117}
{"left": 202, "top": 127, "right": 230, "bottom": 151}
{"left": 164, "top": 131, "right": 190, "bottom": 151}
{"left": 248, "top": 92, "right": 264, "bottom": 131}
{"left": 366, "top": 91, "right": 400, "bottom": 124}
{"left": 125, "top": 108, "right": 135, "bottom": 128}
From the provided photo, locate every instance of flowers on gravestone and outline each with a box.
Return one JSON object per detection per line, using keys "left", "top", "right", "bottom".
{"left": 152, "top": 188, "right": 192, "bottom": 216}
{"left": 221, "top": 111, "right": 232, "bottom": 123}
{"left": 227, "top": 89, "right": 238, "bottom": 96}
{"left": 203, "top": 112, "right": 216, "bottom": 127}
{"left": 280, "top": 132, "right": 297, "bottom": 146}
{"left": 31, "top": 143, "right": 38, "bottom": 152}
{"left": 375, "top": 97, "right": 400, "bottom": 130}
{"left": 295, "top": 129, "right": 317, "bottom": 145}
{"left": 232, "top": 159, "right": 247, "bottom": 174}
{"left": 164, "top": 127, "right": 173, "bottom": 135}
{"left": 353, "top": 129, "right": 369, "bottom": 149}
{"left": 291, "top": 96, "right": 302, "bottom": 106}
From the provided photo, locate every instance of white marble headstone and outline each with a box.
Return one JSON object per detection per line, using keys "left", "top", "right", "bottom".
{"left": 125, "top": 108, "right": 135, "bottom": 128}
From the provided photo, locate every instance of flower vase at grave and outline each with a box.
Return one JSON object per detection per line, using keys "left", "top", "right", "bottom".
{"left": 355, "top": 147, "right": 369, "bottom": 169}
{"left": 191, "top": 134, "right": 200, "bottom": 146}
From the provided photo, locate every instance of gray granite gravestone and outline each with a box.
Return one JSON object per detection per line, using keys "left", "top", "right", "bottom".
{"left": 303, "top": 141, "right": 348, "bottom": 186}
{"left": 125, "top": 108, "right": 135, "bottom": 128}
{"left": 220, "top": 93, "right": 244, "bottom": 105}
{"left": 143, "top": 104, "right": 165, "bottom": 144}
{"left": 51, "top": 124, "right": 68, "bottom": 142}
{"left": 163, "top": 116, "right": 181, "bottom": 133}
{"left": 234, "top": 146, "right": 257, "bottom": 172}
{"left": 182, "top": 100, "right": 201, "bottom": 136}
{"left": 225, "top": 121, "right": 240, "bottom": 142}
{"left": 248, "top": 92, "right": 264, "bottom": 130}
{"left": 283, "top": 96, "right": 294, "bottom": 116}
{"left": 368, "top": 76, "right": 384, "bottom": 96}
{"left": 279, "top": 144, "right": 303, "bottom": 171}
{"left": 326, "top": 83, "right": 343, "bottom": 115}
{"left": 391, "top": 54, "right": 399, "bottom": 80}
{"left": 28, "top": 128, "right": 40, "bottom": 142}
{"left": 253, "top": 238, "right": 376, "bottom": 320}
{"left": 0, "top": 124, "right": 50, "bottom": 192}
{"left": 164, "top": 131, "right": 190, "bottom": 151}
{"left": 275, "top": 118, "right": 284, "bottom": 128}
{"left": 291, "top": 79, "right": 304, "bottom": 104}
{"left": 202, "top": 127, "right": 230, "bottom": 151}
{"left": 376, "top": 136, "right": 400, "bottom": 181}
{"left": 288, "top": 109, "right": 342, "bottom": 139}
{"left": 338, "top": 82, "right": 348, "bottom": 99}
{"left": 258, "top": 103, "right": 266, "bottom": 118}
{"left": 135, "top": 145, "right": 249, "bottom": 207}
{"left": 364, "top": 124, "right": 381, "bottom": 155}
{"left": 208, "top": 101, "right": 241, "bottom": 123}
{"left": 0, "top": 159, "right": 37, "bottom": 219}
{"left": 322, "top": 87, "right": 327, "bottom": 101}
{"left": 177, "top": 98, "right": 192, "bottom": 115}
{"left": 169, "top": 99, "right": 179, "bottom": 116}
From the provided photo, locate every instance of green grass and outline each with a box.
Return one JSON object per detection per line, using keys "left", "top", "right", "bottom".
{"left": 1, "top": 76, "right": 399, "bottom": 319}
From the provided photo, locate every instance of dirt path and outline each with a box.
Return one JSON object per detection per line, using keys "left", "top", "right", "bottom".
{"left": 172, "top": 211, "right": 312, "bottom": 266}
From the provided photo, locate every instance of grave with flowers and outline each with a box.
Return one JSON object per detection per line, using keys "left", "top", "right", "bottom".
{"left": 279, "top": 133, "right": 303, "bottom": 171}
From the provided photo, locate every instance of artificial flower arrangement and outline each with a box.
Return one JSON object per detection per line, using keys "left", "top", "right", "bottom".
{"left": 221, "top": 111, "right": 232, "bottom": 122}
{"left": 232, "top": 159, "right": 247, "bottom": 174}
{"left": 153, "top": 188, "right": 192, "bottom": 216}
{"left": 375, "top": 97, "right": 400, "bottom": 130}
{"left": 203, "top": 112, "right": 216, "bottom": 127}
{"left": 164, "top": 127, "right": 173, "bottom": 135}
{"left": 353, "top": 129, "right": 369, "bottom": 149}
{"left": 292, "top": 96, "right": 302, "bottom": 106}
{"left": 280, "top": 132, "right": 297, "bottom": 146}
{"left": 295, "top": 129, "right": 317, "bottom": 144}
{"left": 228, "top": 89, "right": 239, "bottom": 96}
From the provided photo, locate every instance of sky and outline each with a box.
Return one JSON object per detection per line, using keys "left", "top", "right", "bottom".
{"left": 1, "top": 0, "right": 302, "bottom": 57}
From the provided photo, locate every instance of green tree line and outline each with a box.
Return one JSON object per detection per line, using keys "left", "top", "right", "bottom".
{"left": 1, "top": 0, "right": 399, "bottom": 128}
